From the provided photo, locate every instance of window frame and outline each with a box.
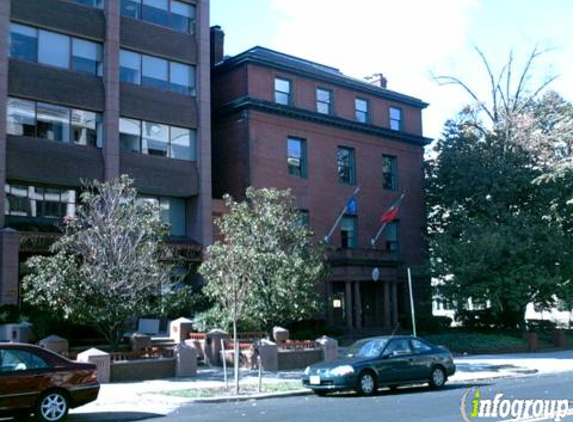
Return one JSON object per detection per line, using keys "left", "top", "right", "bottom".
{"left": 7, "top": 97, "right": 103, "bottom": 147}
{"left": 389, "top": 106, "right": 403, "bottom": 131}
{"left": 120, "top": 49, "right": 196, "bottom": 96}
{"left": 340, "top": 214, "right": 358, "bottom": 249}
{"left": 337, "top": 146, "right": 356, "bottom": 186}
{"left": 5, "top": 182, "right": 77, "bottom": 220}
{"left": 355, "top": 97, "right": 369, "bottom": 123}
{"left": 120, "top": 0, "right": 197, "bottom": 34}
{"left": 382, "top": 154, "right": 398, "bottom": 191}
{"left": 287, "top": 136, "right": 307, "bottom": 178}
{"left": 316, "top": 87, "right": 333, "bottom": 115}
{"left": 274, "top": 77, "right": 292, "bottom": 106}
{"left": 65, "top": 0, "right": 105, "bottom": 9}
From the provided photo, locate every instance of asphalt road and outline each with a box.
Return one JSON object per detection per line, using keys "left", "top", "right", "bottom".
{"left": 64, "top": 372, "right": 573, "bottom": 422}
{"left": 157, "top": 372, "right": 573, "bottom": 422}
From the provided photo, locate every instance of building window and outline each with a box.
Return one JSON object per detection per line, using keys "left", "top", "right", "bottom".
{"left": 340, "top": 215, "right": 358, "bottom": 249}
{"left": 316, "top": 88, "right": 332, "bottom": 114}
{"left": 385, "top": 221, "right": 400, "bottom": 252}
{"left": 67, "top": 0, "right": 105, "bottom": 9}
{"left": 274, "top": 77, "right": 291, "bottom": 105}
{"left": 120, "top": 0, "right": 196, "bottom": 34}
{"left": 382, "top": 155, "right": 398, "bottom": 191}
{"left": 287, "top": 137, "right": 307, "bottom": 178}
{"left": 390, "top": 107, "right": 402, "bottom": 131}
{"left": 5, "top": 183, "right": 77, "bottom": 219}
{"left": 7, "top": 97, "right": 102, "bottom": 147}
{"left": 355, "top": 98, "right": 369, "bottom": 123}
{"left": 119, "top": 117, "right": 196, "bottom": 161}
{"left": 138, "top": 196, "right": 186, "bottom": 236}
{"left": 9, "top": 23, "right": 103, "bottom": 76}
{"left": 337, "top": 147, "right": 356, "bottom": 185}
{"left": 120, "top": 49, "right": 196, "bottom": 95}
{"left": 298, "top": 209, "right": 310, "bottom": 227}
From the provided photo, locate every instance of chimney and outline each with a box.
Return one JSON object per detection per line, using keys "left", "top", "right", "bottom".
{"left": 365, "top": 73, "right": 388, "bottom": 89}
{"left": 210, "top": 25, "right": 225, "bottom": 66}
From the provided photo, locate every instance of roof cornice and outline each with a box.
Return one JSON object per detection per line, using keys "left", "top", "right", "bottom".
{"left": 215, "top": 97, "right": 433, "bottom": 146}
{"left": 213, "top": 47, "right": 429, "bottom": 109}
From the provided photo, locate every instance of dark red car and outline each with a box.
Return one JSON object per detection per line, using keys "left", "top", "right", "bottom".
{"left": 0, "top": 342, "right": 99, "bottom": 421}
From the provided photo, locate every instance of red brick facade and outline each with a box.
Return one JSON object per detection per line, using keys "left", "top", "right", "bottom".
{"left": 212, "top": 41, "right": 431, "bottom": 332}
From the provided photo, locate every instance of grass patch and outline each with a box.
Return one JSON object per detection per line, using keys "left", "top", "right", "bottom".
{"left": 422, "top": 332, "right": 527, "bottom": 353}
{"left": 158, "top": 380, "right": 304, "bottom": 398}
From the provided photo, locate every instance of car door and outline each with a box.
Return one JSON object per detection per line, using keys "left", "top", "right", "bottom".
{"left": 408, "top": 338, "right": 436, "bottom": 379}
{"left": 375, "top": 339, "right": 416, "bottom": 383}
{"left": 0, "top": 348, "right": 52, "bottom": 412}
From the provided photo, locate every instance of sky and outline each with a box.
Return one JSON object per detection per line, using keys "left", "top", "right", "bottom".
{"left": 210, "top": 0, "right": 573, "bottom": 143}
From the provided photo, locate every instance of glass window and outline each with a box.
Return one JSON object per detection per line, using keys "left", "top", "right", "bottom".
{"left": 72, "top": 109, "right": 101, "bottom": 147}
{"left": 170, "top": 127, "right": 195, "bottom": 161}
{"left": 340, "top": 215, "right": 358, "bottom": 249}
{"left": 43, "top": 188, "right": 63, "bottom": 218}
{"left": 160, "top": 197, "right": 186, "bottom": 236}
{"left": 38, "top": 30, "right": 70, "bottom": 69}
{"left": 119, "top": 118, "right": 141, "bottom": 152}
{"left": 70, "top": 0, "right": 105, "bottom": 8}
{"left": 386, "top": 221, "right": 400, "bottom": 252}
{"left": 5, "top": 184, "right": 76, "bottom": 220}
{"left": 0, "top": 349, "right": 49, "bottom": 372}
{"left": 382, "top": 155, "right": 398, "bottom": 191}
{"left": 287, "top": 137, "right": 306, "bottom": 178}
{"left": 7, "top": 98, "right": 36, "bottom": 137}
{"left": 37, "top": 102, "right": 70, "bottom": 142}
{"left": 274, "top": 78, "right": 291, "bottom": 105}
{"left": 142, "top": 0, "right": 169, "bottom": 26}
{"left": 6, "top": 185, "right": 31, "bottom": 217}
{"left": 411, "top": 339, "right": 433, "bottom": 353}
{"left": 170, "top": 1, "right": 195, "bottom": 33}
{"left": 9, "top": 23, "right": 38, "bottom": 62}
{"left": 390, "top": 107, "right": 402, "bottom": 131}
{"left": 121, "top": 0, "right": 141, "bottom": 18}
{"left": 142, "top": 55, "right": 169, "bottom": 90}
{"left": 120, "top": 50, "right": 141, "bottom": 84}
{"left": 337, "top": 147, "right": 356, "bottom": 185}
{"left": 170, "top": 62, "right": 194, "bottom": 95}
{"left": 355, "top": 98, "right": 369, "bottom": 123}
{"left": 298, "top": 209, "right": 310, "bottom": 227}
{"left": 316, "top": 88, "right": 332, "bottom": 114}
{"left": 72, "top": 38, "right": 103, "bottom": 76}
{"left": 142, "top": 121, "right": 169, "bottom": 156}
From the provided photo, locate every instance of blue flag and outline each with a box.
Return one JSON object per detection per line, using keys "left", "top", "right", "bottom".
{"left": 346, "top": 196, "right": 358, "bottom": 215}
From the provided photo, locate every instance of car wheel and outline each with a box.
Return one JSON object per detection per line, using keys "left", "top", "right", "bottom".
{"left": 356, "top": 371, "right": 377, "bottom": 396}
{"left": 429, "top": 366, "right": 446, "bottom": 389}
{"left": 35, "top": 390, "right": 69, "bottom": 422}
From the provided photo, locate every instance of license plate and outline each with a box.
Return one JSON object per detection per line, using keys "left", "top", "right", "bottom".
{"left": 310, "top": 375, "right": 321, "bottom": 385}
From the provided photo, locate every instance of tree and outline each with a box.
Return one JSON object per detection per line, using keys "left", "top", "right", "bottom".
{"left": 200, "top": 187, "right": 326, "bottom": 392}
{"left": 429, "top": 48, "right": 573, "bottom": 330}
{"left": 22, "top": 176, "right": 182, "bottom": 350}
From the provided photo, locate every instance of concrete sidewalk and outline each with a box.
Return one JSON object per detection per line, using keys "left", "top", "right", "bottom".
{"left": 71, "top": 350, "right": 573, "bottom": 418}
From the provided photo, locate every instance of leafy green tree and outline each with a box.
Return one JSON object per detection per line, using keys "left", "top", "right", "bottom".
{"left": 429, "top": 48, "right": 573, "bottom": 330}
{"left": 200, "top": 187, "right": 326, "bottom": 333}
{"left": 22, "top": 176, "right": 184, "bottom": 350}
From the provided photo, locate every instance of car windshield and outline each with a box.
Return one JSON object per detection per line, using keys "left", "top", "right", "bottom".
{"left": 346, "top": 339, "right": 388, "bottom": 358}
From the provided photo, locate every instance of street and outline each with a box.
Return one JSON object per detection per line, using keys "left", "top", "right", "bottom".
{"left": 67, "top": 371, "right": 573, "bottom": 422}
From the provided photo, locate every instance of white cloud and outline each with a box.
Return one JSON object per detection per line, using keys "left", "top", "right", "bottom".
{"left": 267, "top": 0, "right": 479, "bottom": 140}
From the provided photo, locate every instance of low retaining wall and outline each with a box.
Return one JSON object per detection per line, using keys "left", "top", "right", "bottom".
{"left": 110, "top": 358, "right": 176, "bottom": 382}
{"left": 278, "top": 349, "right": 323, "bottom": 370}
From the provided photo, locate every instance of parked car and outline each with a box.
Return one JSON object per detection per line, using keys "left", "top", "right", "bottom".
{"left": 302, "top": 335, "right": 456, "bottom": 396}
{"left": 0, "top": 342, "right": 100, "bottom": 421}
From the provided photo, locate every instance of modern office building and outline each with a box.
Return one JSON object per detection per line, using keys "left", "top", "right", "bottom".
{"left": 211, "top": 27, "right": 431, "bottom": 332}
{"left": 0, "top": 0, "right": 212, "bottom": 305}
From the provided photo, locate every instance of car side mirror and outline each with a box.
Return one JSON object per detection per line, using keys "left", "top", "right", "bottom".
{"left": 381, "top": 352, "right": 391, "bottom": 359}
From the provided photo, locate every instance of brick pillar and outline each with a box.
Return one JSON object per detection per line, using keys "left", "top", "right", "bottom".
{"left": 0, "top": 1, "right": 11, "bottom": 228}
{"left": 345, "top": 281, "right": 353, "bottom": 330}
{"left": 353, "top": 281, "right": 362, "bottom": 329}
{"left": 0, "top": 229, "right": 20, "bottom": 305}
{"left": 103, "top": 0, "right": 120, "bottom": 181}
{"left": 383, "top": 280, "right": 391, "bottom": 327}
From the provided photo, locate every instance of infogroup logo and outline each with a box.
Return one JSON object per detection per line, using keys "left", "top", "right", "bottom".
{"left": 460, "top": 388, "right": 571, "bottom": 422}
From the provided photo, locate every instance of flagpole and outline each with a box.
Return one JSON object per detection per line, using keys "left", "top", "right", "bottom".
{"left": 324, "top": 187, "right": 360, "bottom": 243}
{"left": 407, "top": 267, "right": 417, "bottom": 337}
{"left": 370, "top": 222, "right": 388, "bottom": 247}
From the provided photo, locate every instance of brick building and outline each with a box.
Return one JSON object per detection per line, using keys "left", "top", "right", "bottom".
{"left": 0, "top": 0, "right": 212, "bottom": 305}
{"left": 211, "top": 27, "right": 431, "bottom": 332}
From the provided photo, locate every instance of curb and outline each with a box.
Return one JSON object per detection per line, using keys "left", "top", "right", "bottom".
{"left": 174, "top": 389, "right": 313, "bottom": 403}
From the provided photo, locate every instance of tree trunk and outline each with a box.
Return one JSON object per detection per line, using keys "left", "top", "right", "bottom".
{"left": 233, "top": 319, "right": 239, "bottom": 395}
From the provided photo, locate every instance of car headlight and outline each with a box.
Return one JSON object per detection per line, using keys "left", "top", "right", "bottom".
{"left": 304, "top": 366, "right": 311, "bottom": 375}
{"left": 329, "top": 365, "right": 355, "bottom": 376}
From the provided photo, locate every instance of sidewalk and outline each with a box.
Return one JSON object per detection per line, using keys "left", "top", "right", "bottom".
{"left": 72, "top": 350, "right": 573, "bottom": 418}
